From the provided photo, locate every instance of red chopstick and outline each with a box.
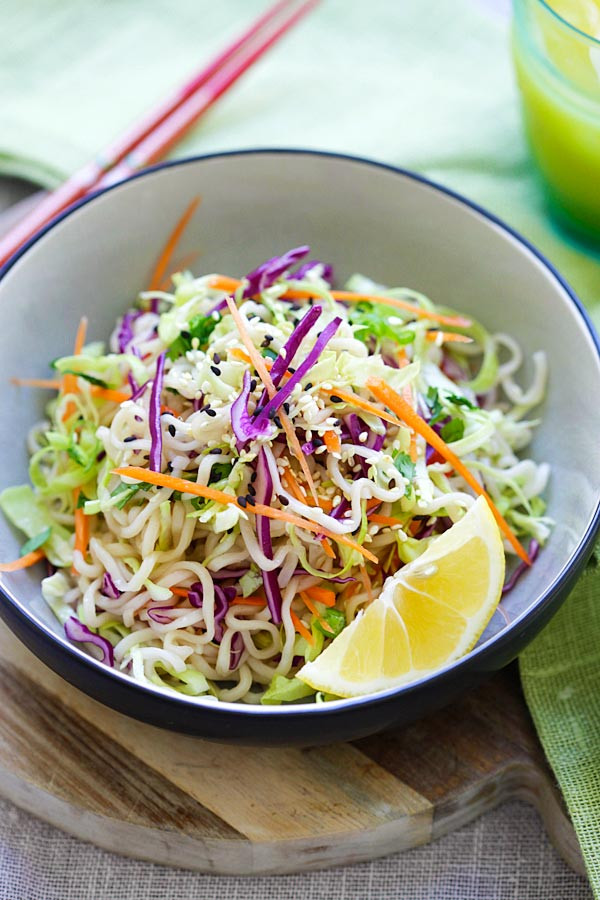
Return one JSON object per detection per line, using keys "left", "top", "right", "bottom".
{"left": 100, "top": 0, "right": 320, "bottom": 187}
{"left": 0, "top": 0, "right": 318, "bottom": 269}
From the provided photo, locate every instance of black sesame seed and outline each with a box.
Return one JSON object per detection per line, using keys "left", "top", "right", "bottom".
{"left": 273, "top": 416, "right": 282, "bottom": 429}
{"left": 255, "top": 405, "right": 265, "bottom": 416}
{"left": 227, "top": 527, "right": 234, "bottom": 534}
{"left": 305, "top": 382, "right": 313, "bottom": 390}
{"left": 180, "top": 330, "right": 191, "bottom": 340}
{"left": 283, "top": 403, "right": 290, "bottom": 414}
{"left": 268, "top": 408, "right": 277, "bottom": 420}
{"left": 238, "top": 496, "right": 248, "bottom": 508}
{"left": 330, "top": 395, "right": 343, "bottom": 403}
{"left": 265, "top": 334, "right": 274, "bottom": 343}
{"left": 213, "top": 353, "right": 221, "bottom": 364}
{"left": 168, "top": 424, "right": 176, "bottom": 437}
{"left": 245, "top": 494, "right": 256, "bottom": 507}
{"left": 247, "top": 483, "right": 256, "bottom": 496}
{"left": 250, "top": 471, "right": 258, "bottom": 483}
{"left": 278, "top": 494, "right": 289, "bottom": 506}
{"left": 313, "top": 437, "right": 324, "bottom": 448}
{"left": 288, "top": 367, "right": 296, "bottom": 374}
{"left": 209, "top": 448, "right": 222, "bottom": 454}
{"left": 124, "top": 436, "right": 137, "bottom": 443}
{"left": 206, "top": 408, "right": 217, "bottom": 418}
{"left": 250, "top": 379, "right": 257, "bottom": 392}
{"left": 210, "top": 366, "right": 221, "bottom": 376}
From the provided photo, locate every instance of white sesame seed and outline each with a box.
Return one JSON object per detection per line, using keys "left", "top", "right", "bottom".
{"left": 359, "top": 431, "right": 368, "bottom": 443}
{"left": 316, "top": 446, "right": 327, "bottom": 454}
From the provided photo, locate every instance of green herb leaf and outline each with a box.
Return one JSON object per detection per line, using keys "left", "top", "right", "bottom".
{"left": 348, "top": 302, "right": 416, "bottom": 347}
{"left": 313, "top": 607, "right": 346, "bottom": 639}
{"left": 440, "top": 418, "right": 465, "bottom": 442}
{"left": 446, "top": 393, "right": 476, "bottom": 410}
{"left": 167, "top": 312, "right": 221, "bottom": 361}
{"left": 261, "top": 347, "right": 278, "bottom": 361}
{"left": 20, "top": 526, "right": 52, "bottom": 556}
{"left": 208, "top": 462, "right": 233, "bottom": 484}
{"left": 426, "top": 386, "right": 445, "bottom": 424}
{"left": 76, "top": 492, "right": 89, "bottom": 509}
{"left": 393, "top": 450, "right": 416, "bottom": 482}
{"left": 110, "top": 481, "right": 152, "bottom": 509}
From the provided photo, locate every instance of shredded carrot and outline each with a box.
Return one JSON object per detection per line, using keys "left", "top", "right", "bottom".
{"left": 397, "top": 348, "right": 409, "bottom": 368}
{"left": 281, "top": 468, "right": 308, "bottom": 503}
{"left": 148, "top": 197, "right": 200, "bottom": 291}
{"left": 320, "top": 538, "right": 336, "bottom": 558}
{"left": 368, "top": 513, "right": 404, "bottom": 528}
{"left": 323, "top": 430, "right": 341, "bottom": 454}
{"left": 160, "top": 405, "right": 180, "bottom": 417}
{"left": 304, "top": 585, "right": 336, "bottom": 607}
{"left": 228, "top": 347, "right": 253, "bottom": 365}
{"left": 365, "top": 378, "right": 531, "bottom": 564}
{"left": 300, "top": 591, "right": 334, "bottom": 633}
{"left": 408, "top": 519, "right": 423, "bottom": 537}
{"left": 290, "top": 609, "right": 315, "bottom": 644}
{"left": 208, "top": 274, "right": 242, "bottom": 294}
{"left": 207, "top": 275, "right": 471, "bottom": 328}
{"left": 231, "top": 596, "right": 267, "bottom": 607}
{"left": 425, "top": 331, "right": 473, "bottom": 344}
{"left": 359, "top": 564, "right": 374, "bottom": 603}
{"left": 11, "top": 377, "right": 62, "bottom": 390}
{"left": 225, "top": 295, "right": 275, "bottom": 396}
{"left": 317, "top": 497, "right": 333, "bottom": 513}
{"left": 89, "top": 386, "right": 131, "bottom": 404}
{"left": 62, "top": 316, "right": 88, "bottom": 422}
{"left": 113, "top": 467, "right": 378, "bottom": 563}
{"left": 157, "top": 250, "right": 199, "bottom": 291}
{"left": 72, "top": 487, "right": 90, "bottom": 575}
{"left": 319, "top": 386, "right": 402, "bottom": 428}
{"left": 170, "top": 586, "right": 190, "bottom": 598}
{"left": 0, "top": 548, "right": 45, "bottom": 573}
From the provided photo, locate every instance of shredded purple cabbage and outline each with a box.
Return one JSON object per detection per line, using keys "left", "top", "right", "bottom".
{"left": 229, "top": 632, "right": 245, "bottom": 670}
{"left": 117, "top": 312, "right": 142, "bottom": 354}
{"left": 243, "top": 246, "right": 310, "bottom": 298}
{"left": 187, "top": 581, "right": 236, "bottom": 642}
{"left": 301, "top": 440, "right": 316, "bottom": 456}
{"left": 255, "top": 448, "right": 283, "bottom": 624}
{"left": 148, "top": 352, "right": 166, "bottom": 472}
{"left": 346, "top": 414, "right": 370, "bottom": 476}
{"left": 130, "top": 378, "right": 151, "bottom": 402}
{"left": 101, "top": 572, "right": 121, "bottom": 599}
{"left": 254, "top": 316, "right": 342, "bottom": 425}
{"left": 211, "top": 567, "right": 249, "bottom": 580}
{"left": 147, "top": 606, "right": 175, "bottom": 624}
{"left": 502, "top": 539, "right": 540, "bottom": 595}
{"left": 64, "top": 616, "right": 114, "bottom": 667}
{"left": 269, "top": 305, "right": 322, "bottom": 389}
{"left": 293, "top": 260, "right": 333, "bottom": 283}
{"left": 231, "top": 371, "right": 273, "bottom": 445}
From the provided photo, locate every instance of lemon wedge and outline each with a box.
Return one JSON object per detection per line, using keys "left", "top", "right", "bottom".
{"left": 297, "top": 496, "right": 505, "bottom": 698}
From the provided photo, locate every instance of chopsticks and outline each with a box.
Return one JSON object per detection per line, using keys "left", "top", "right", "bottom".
{"left": 0, "top": 0, "right": 318, "bottom": 270}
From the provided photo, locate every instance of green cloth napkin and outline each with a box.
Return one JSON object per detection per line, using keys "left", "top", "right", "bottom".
{"left": 1, "top": 0, "right": 600, "bottom": 890}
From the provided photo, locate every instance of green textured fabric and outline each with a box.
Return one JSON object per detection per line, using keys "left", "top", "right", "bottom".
{"left": 1, "top": 0, "right": 600, "bottom": 891}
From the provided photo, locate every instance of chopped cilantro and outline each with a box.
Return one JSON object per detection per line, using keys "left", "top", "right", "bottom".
{"left": 261, "top": 347, "right": 278, "bottom": 361}
{"left": 57, "top": 369, "right": 109, "bottom": 388}
{"left": 208, "top": 462, "right": 233, "bottom": 484}
{"left": 426, "top": 386, "right": 445, "bottom": 425}
{"left": 446, "top": 393, "right": 476, "bottom": 410}
{"left": 167, "top": 312, "right": 221, "bottom": 361}
{"left": 110, "top": 481, "right": 152, "bottom": 509}
{"left": 440, "top": 418, "right": 465, "bottom": 442}
{"left": 348, "top": 302, "right": 415, "bottom": 347}
{"left": 313, "top": 607, "right": 346, "bottom": 638}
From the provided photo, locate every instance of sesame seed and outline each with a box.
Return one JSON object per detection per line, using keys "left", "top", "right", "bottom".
{"left": 245, "top": 494, "right": 256, "bottom": 507}
{"left": 247, "top": 483, "right": 256, "bottom": 496}
{"left": 283, "top": 402, "right": 290, "bottom": 414}
{"left": 255, "top": 406, "right": 265, "bottom": 416}
{"left": 209, "top": 448, "right": 222, "bottom": 454}
{"left": 280, "top": 348, "right": 287, "bottom": 360}
{"left": 124, "top": 436, "right": 137, "bottom": 443}
{"left": 181, "top": 330, "right": 191, "bottom": 340}
{"left": 213, "top": 353, "right": 221, "bottom": 364}
{"left": 210, "top": 366, "right": 221, "bottom": 376}
{"left": 305, "top": 383, "right": 313, "bottom": 390}
{"left": 250, "top": 379, "right": 257, "bottom": 392}
{"left": 238, "top": 496, "right": 248, "bottom": 508}
{"left": 288, "top": 367, "right": 296, "bottom": 374}
{"left": 313, "top": 437, "right": 324, "bottom": 447}
{"left": 250, "top": 471, "right": 257, "bottom": 483}
{"left": 359, "top": 431, "right": 368, "bottom": 442}
{"left": 316, "top": 446, "right": 327, "bottom": 454}
{"left": 273, "top": 416, "right": 282, "bottom": 429}
{"left": 168, "top": 424, "right": 176, "bottom": 437}
{"left": 330, "top": 395, "right": 343, "bottom": 404}
{"left": 206, "top": 409, "right": 217, "bottom": 418}
{"left": 278, "top": 494, "right": 289, "bottom": 506}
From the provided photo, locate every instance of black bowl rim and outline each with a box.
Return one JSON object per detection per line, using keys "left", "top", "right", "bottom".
{"left": 1, "top": 147, "right": 599, "bottom": 718}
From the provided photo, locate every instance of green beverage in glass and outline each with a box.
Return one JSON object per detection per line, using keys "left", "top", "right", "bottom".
{"left": 513, "top": 0, "right": 600, "bottom": 240}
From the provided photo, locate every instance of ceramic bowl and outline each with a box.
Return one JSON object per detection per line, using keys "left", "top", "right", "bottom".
{"left": 0, "top": 150, "right": 598, "bottom": 745}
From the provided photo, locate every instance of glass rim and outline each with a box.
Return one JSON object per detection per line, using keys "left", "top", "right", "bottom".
{"left": 536, "top": 0, "right": 600, "bottom": 48}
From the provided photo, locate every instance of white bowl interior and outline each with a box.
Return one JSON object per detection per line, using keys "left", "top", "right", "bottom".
{"left": 0, "top": 151, "right": 598, "bottom": 698}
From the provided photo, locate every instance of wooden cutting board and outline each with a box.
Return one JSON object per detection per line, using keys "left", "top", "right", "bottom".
{"left": 0, "top": 619, "right": 583, "bottom": 876}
